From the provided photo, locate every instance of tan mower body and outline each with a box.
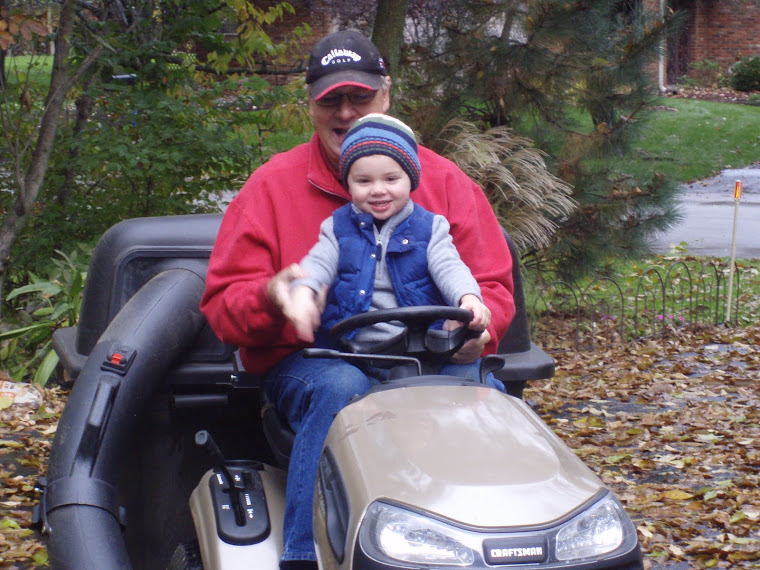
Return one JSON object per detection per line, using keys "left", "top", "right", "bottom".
{"left": 311, "top": 380, "right": 640, "bottom": 569}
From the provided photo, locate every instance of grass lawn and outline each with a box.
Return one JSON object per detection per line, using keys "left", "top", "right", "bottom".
{"left": 560, "top": 96, "right": 760, "bottom": 184}
{"left": 524, "top": 97, "right": 760, "bottom": 329}
{"left": 624, "top": 97, "right": 760, "bottom": 183}
{"left": 2, "top": 55, "right": 53, "bottom": 91}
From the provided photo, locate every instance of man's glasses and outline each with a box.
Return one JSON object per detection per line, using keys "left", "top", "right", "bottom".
{"left": 314, "top": 90, "right": 377, "bottom": 108}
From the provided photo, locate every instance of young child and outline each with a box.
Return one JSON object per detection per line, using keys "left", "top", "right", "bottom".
{"left": 284, "top": 113, "right": 491, "bottom": 358}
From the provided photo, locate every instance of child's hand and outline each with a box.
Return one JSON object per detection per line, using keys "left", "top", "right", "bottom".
{"left": 459, "top": 294, "right": 491, "bottom": 331}
{"left": 284, "top": 285, "right": 323, "bottom": 343}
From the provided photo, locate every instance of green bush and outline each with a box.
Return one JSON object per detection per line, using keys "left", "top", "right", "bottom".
{"left": 8, "top": 75, "right": 310, "bottom": 283}
{"left": 729, "top": 56, "right": 760, "bottom": 92}
{"left": 0, "top": 246, "right": 90, "bottom": 385}
{"left": 682, "top": 59, "right": 725, "bottom": 88}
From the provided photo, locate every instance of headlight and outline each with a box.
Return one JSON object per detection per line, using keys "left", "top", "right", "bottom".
{"left": 555, "top": 494, "right": 625, "bottom": 561}
{"left": 357, "top": 493, "right": 637, "bottom": 569}
{"left": 359, "top": 501, "right": 476, "bottom": 567}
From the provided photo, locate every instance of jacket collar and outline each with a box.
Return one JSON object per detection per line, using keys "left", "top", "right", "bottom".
{"left": 307, "top": 133, "right": 351, "bottom": 201}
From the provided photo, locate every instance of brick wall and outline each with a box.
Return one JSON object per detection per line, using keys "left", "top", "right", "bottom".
{"left": 643, "top": 0, "right": 760, "bottom": 83}
{"left": 689, "top": 0, "right": 760, "bottom": 68}
{"left": 259, "top": 0, "right": 333, "bottom": 59}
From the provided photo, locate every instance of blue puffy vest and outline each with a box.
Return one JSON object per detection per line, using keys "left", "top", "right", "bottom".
{"left": 319, "top": 203, "right": 445, "bottom": 344}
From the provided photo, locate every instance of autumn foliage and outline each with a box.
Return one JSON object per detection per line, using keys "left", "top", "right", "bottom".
{"left": 0, "top": 8, "right": 49, "bottom": 51}
{"left": 531, "top": 325, "right": 760, "bottom": 568}
{"left": 2, "top": 324, "right": 760, "bottom": 566}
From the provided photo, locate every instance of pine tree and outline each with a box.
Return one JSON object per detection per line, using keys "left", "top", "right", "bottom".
{"left": 394, "top": 0, "right": 685, "bottom": 279}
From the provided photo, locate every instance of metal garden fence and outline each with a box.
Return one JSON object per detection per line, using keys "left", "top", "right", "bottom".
{"left": 529, "top": 259, "right": 756, "bottom": 351}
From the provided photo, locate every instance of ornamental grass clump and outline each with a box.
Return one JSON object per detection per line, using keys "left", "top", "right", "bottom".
{"left": 437, "top": 118, "right": 577, "bottom": 253}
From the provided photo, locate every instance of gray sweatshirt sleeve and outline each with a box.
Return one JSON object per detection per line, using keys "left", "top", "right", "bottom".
{"left": 292, "top": 216, "right": 339, "bottom": 293}
{"left": 427, "top": 214, "right": 482, "bottom": 307}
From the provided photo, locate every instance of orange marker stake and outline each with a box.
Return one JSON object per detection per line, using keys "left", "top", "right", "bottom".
{"left": 726, "top": 180, "right": 742, "bottom": 322}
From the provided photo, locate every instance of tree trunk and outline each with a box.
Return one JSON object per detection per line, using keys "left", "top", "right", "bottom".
{"left": 0, "top": 0, "right": 103, "bottom": 294}
{"left": 0, "top": 48, "right": 6, "bottom": 89}
{"left": 57, "top": 87, "right": 95, "bottom": 211}
{"left": 0, "top": 0, "right": 6, "bottom": 88}
{"left": 371, "top": 0, "right": 409, "bottom": 82}
{"left": 491, "top": 3, "right": 523, "bottom": 124}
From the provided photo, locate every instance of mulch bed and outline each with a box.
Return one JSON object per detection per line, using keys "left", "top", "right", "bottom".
{"left": 664, "top": 86, "right": 760, "bottom": 105}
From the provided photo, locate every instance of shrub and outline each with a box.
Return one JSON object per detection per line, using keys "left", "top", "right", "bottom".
{"left": 682, "top": 59, "right": 724, "bottom": 88}
{"left": 729, "top": 56, "right": 760, "bottom": 92}
{"left": 0, "top": 246, "right": 90, "bottom": 385}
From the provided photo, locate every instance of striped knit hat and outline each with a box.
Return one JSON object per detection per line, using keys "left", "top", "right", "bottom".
{"left": 339, "top": 114, "right": 421, "bottom": 191}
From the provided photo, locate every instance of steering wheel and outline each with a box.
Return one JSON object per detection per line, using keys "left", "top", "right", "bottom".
{"left": 328, "top": 305, "right": 480, "bottom": 361}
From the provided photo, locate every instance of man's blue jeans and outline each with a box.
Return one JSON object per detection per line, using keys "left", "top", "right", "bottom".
{"left": 263, "top": 351, "right": 506, "bottom": 562}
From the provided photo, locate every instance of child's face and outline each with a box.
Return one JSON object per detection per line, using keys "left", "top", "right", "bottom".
{"left": 347, "top": 154, "right": 412, "bottom": 221}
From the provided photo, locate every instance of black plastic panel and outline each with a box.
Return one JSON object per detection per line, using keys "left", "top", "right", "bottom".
{"left": 76, "top": 214, "right": 223, "bottom": 356}
{"left": 208, "top": 464, "right": 271, "bottom": 545}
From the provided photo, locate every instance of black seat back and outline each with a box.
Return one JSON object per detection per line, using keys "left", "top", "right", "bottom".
{"left": 498, "top": 229, "right": 531, "bottom": 354}
{"left": 492, "top": 229, "right": 555, "bottom": 397}
{"left": 52, "top": 214, "right": 242, "bottom": 385}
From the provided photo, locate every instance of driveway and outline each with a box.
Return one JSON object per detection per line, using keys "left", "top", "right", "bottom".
{"left": 649, "top": 164, "right": 760, "bottom": 259}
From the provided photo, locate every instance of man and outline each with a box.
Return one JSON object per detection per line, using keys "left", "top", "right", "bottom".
{"left": 200, "top": 29, "right": 515, "bottom": 570}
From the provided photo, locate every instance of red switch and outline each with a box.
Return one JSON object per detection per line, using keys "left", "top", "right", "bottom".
{"left": 102, "top": 346, "right": 136, "bottom": 375}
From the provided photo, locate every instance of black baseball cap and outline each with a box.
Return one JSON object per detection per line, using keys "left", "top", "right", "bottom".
{"left": 306, "top": 30, "right": 387, "bottom": 100}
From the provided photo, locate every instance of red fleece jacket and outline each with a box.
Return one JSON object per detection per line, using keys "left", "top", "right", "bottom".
{"left": 200, "top": 133, "right": 515, "bottom": 374}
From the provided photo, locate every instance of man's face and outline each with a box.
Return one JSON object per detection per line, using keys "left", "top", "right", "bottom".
{"left": 309, "top": 83, "right": 391, "bottom": 169}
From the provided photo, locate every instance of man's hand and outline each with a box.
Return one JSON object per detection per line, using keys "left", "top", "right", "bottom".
{"left": 450, "top": 328, "right": 491, "bottom": 364}
{"left": 442, "top": 317, "right": 491, "bottom": 364}
{"left": 459, "top": 294, "right": 491, "bottom": 331}
{"left": 266, "top": 263, "right": 307, "bottom": 313}
{"left": 266, "top": 264, "right": 327, "bottom": 339}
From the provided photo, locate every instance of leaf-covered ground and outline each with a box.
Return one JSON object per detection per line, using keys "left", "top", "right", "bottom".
{"left": 0, "top": 383, "right": 64, "bottom": 568}
{"left": 1, "top": 325, "right": 759, "bottom": 568}
{"left": 529, "top": 325, "right": 760, "bottom": 569}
